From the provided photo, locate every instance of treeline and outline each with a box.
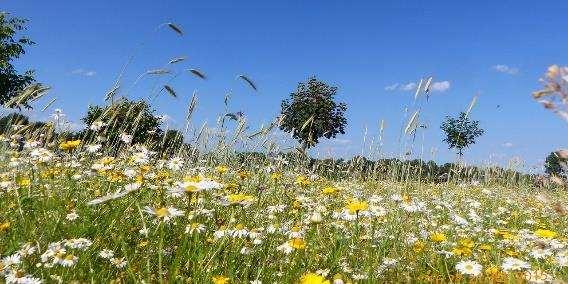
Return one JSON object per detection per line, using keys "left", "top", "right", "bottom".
{"left": 233, "top": 152, "right": 536, "bottom": 186}
{"left": 0, "top": 99, "right": 190, "bottom": 157}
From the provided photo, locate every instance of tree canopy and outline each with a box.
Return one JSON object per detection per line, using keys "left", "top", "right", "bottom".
{"left": 279, "top": 77, "right": 347, "bottom": 150}
{"left": 545, "top": 152, "right": 567, "bottom": 178}
{"left": 0, "top": 12, "right": 37, "bottom": 109}
{"left": 440, "top": 112, "right": 484, "bottom": 156}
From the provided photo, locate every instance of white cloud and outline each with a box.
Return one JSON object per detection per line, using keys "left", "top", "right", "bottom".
{"left": 384, "top": 83, "right": 399, "bottom": 91}
{"left": 400, "top": 82, "right": 417, "bottom": 91}
{"left": 333, "top": 138, "right": 352, "bottom": 145}
{"left": 430, "top": 81, "right": 450, "bottom": 92}
{"left": 492, "top": 64, "right": 518, "bottom": 75}
{"left": 385, "top": 80, "right": 450, "bottom": 93}
{"left": 502, "top": 142, "right": 514, "bottom": 148}
{"left": 71, "top": 68, "right": 96, "bottom": 77}
{"left": 384, "top": 82, "right": 416, "bottom": 92}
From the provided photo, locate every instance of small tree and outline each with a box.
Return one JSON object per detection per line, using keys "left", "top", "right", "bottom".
{"left": 0, "top": 112, "right": 29, "bottom": 134}
{"left": 545, "top": 152, "right": 567, "bottom": 177}
{"left": 81, "top": 99, "right": 163, "bottom": 147}
{"left": 440, "top": 112, "right": 484, "bottom": 156}
{"left": 0, "top": 12, "right": 37, "bottom": 109}
{"left": 279, "top": 77, "right": 347, "bottom": 151}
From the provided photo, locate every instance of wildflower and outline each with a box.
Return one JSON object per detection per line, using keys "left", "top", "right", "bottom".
{"left": 455, "top": 260, "right": 482, "bottom": 276}
{"left": 59, "top": 254, "right": 78, "bottom": 267}
{"left": 215, "top": 166, "right": 228, "bottom": 174}
{"left": 99, "top": 249, "right": 114, "bottom": 259}
{"left": 270, "top": 172, "right": 282, "bottom": 181}
{"left": 501, "top": 257, "right": 531, "bottom": 271}
{"left": 59, "top": 140, "right": 81, "bottom": 151}
{"left": 166, "top": 157, "right": 184, "bottom": 171}
{"left": 5, "top": 270, "right": 43, "bottom": 284}
{"left": 430, "top": 232, "right": 447, "bottom": 243}
{"left": 529, "top": 247, "right": 553, "bottom": 259}
{"left": 322, "top": 186, "right": 338, "bottom": 195}
{"left": 534, "top": 229, "right": 557, "bottom": 239}
{"left": 345, "top": 199, "right": 369, "bottom": 215}
{"left": 90, "top": 121, "right": 107, "bottom": 131}
{"left": 222, "top": 193, "right": 255, "bottom": 206}
{"left": 230, "top": 224, "right": 249, "bottom": 238}
{"left": 237, "top": 170, "right": 250, "bottom": 179}
{"left": 485, "top": 266, "right": 500, "bottom": 277}
{"left": 66, "top": 211, "right": 79, "bottom": 221}
{"left": 30, "top": 148, "right": 54, "bottom": 162}
{"left": 110, "top": 257, "right": 127, "bottom": 269}
{"left": 295, "top": 175, "right": 310, "bottom": 187}
{"left": 299, "top": 272, "right": 330, "bottom": 284}
{"left": 185, "top": 222, "right": 206, "bottom": 234}
{"left": 86, "top": 144, "right": 102, "bottom": 153}
{"left": 212, "top": 275, "right": 230, "bottom": 284}
{"left": 310, "top": 212, "right": 323, "bottom": 223}
{"left": 0, "top": 221, "right": 10, "bottom": 232}
{"left": 143, "top": 206, "right": 184, "bottom": 222}
{"left": 277, "top": 238, "right": 306, "bottom": 254}
{"left": 17, "top": 178, "right": 31, "bottom": 187}
{"left": 64, "top": 238, "right": 93, "bottom": 250}
{"left": 120, "top": 133, "right": 133, "bottom": 144}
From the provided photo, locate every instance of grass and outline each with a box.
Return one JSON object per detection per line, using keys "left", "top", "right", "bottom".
{"left": 0, "top": 140, "right": 567, "bottom": 283}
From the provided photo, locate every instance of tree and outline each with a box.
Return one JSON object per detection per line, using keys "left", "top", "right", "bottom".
{"left": 81, "top": 99, "right": 163, "bottom": 148}
{"left": 279, "top": 77, "right": 347, "bottom": 151}
{"left": 440, "top": 112, "right": 484, "bottom": 156}
{"left": 0, "top": 112, "right": 29, "bottom": 134}
{"left": 0, "top": 12, "right": 37, "bottom": 109}
{"left": 156, "top": 129, "right": 186, "bottom": 157}
{"left": 544, "top": 152, "right": 567, "bottom": 177}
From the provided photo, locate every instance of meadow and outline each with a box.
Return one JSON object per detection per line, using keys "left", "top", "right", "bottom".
{"left": 1, "top": 19, "right": 568, "bottom": 284}
{"left": 0, "top": 128, "right": 567, "bottom": 283}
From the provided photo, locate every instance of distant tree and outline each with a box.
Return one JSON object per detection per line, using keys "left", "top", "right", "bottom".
{"left": 0, "top": 112, "right": 29, "bottom": 134}
{"left": 81, "top": 99, "right": 163, "bottom": 147}
{"left": 156, "top": 129, "right": 185, "bottom": 156}
{"left": 0, "top": 12, "right": 38, "bottom": 109}
{"left": 544, "top": 152, "right": 567, "bottom": 177}
{"left": 440, "top": 112, "right": 484, "bottom": 156}
{"left": 279, "top": 77, "right": 347, "bottom": 151}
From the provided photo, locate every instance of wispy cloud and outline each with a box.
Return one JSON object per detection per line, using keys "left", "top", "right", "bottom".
{"left": 400, "top": 82, "right": 417, "bottom": 91}
{"left": 333, "top": 138, "right": 352, "bottom": 145}
{"left": 430, "top": 81, "right": 450, "bottom": 92}
{"left": 384, "top": 83, "right": 399, "bottom": 91}
{"left": 502, "top": 142, "right": 514, "bottom": 148}
{"left": 71, "top": 68, "right": 96, "bottom": 77}
{"left": 492, "top": 64, "right": 518, "bottom": 75}
{"left": 385, "top": 80, "right": 450, "bottom": 93}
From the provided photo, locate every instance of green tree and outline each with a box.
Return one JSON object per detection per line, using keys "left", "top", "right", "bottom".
{"left": 544, "top": 152, "right": 567, "bottom": 177}
{"left": 156, "top": 129, "right": 186, "bottom": 156}
{"left": 279, "top": 77, "right": 347, "bottom": 151}
{"left": 0, "top": 112, "right": 29, "bottom": 134}
{"left": 0, "top": 12, "right": 37, "bottom": 109}
{"left": 81, "top": 99, "right": 163, "bottom": 148}
{"left": 440, "top": 112, "right": 484, "bottom": 156}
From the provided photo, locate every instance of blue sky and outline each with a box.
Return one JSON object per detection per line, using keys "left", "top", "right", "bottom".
{"left": 3, "top": 0, "right": 567, "bottom": 171}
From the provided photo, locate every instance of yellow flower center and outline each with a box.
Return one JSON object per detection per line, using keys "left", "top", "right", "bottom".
{"left": 155, "top": 207, "right": 169, "bottom": 218}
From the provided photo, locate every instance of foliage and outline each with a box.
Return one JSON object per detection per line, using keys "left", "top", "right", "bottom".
{"left": 440, "top": 112, "right": 484, "bottom": 156}
{"left": 279, "top": 77, "right": 347, "bottom": 150}
{"left": 545, "top": 152, "right": 567, "bottom": 177}
{"left": 156, "top": 129, "right": 186, "bottom": 157}
{"left": 0, "top": 112, "right": 29, "bottom": 134}
{"left": 81, "top": 99, "right": 163, "bottom": 148}
{"left": 0, "top": 12, "right": 37, "bottom": 109}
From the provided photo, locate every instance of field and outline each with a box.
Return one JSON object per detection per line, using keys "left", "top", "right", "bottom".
{"left": 0, "top": 139, "right": 567, "bottom": 283}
